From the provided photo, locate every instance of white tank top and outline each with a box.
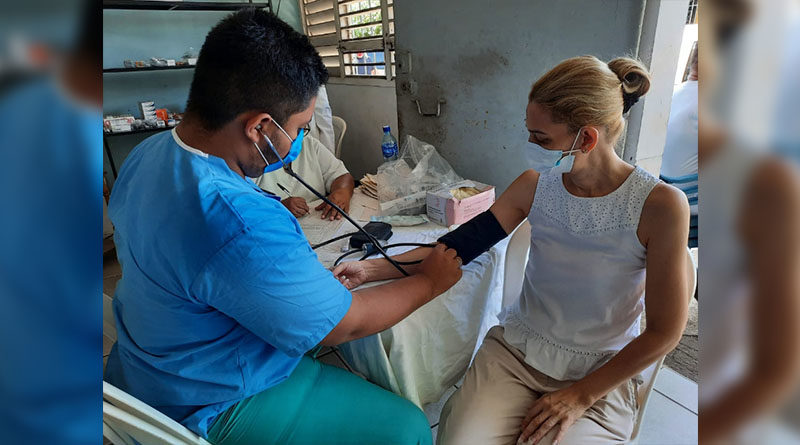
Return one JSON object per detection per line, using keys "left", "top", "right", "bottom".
{"left": 500, "top": 166, "right": 660, "bottom": 381}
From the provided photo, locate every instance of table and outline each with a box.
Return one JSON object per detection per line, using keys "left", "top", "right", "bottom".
{"left": 298, "top": 189, "right": 509, "bottom": 407}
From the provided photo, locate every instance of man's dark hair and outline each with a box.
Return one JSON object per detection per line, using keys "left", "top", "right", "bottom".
{"left": 186, "top": 9, "right": 328, "bottom": 130}
{"left": 77, "top": 0, "right": 101, "bottom": 62}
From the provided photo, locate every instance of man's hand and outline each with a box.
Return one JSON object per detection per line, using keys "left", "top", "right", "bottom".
{"left": 315, "top": 189, "right": 351, "bottom": 220}
{"left": 331, "top": 261, "right": 369, "bottom": 290}
{"left": 417, "top": 244, "right": 463, "bottom": 297}
{"left": 282, "top": 197, "right": 309, "bottom": 217}
{"left": 517, "top": 386, "right": 593, "bottom": 444}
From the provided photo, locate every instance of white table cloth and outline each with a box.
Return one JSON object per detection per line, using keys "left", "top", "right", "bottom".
{"left": 298, "top": 189, "right": 508, "bottom": 407}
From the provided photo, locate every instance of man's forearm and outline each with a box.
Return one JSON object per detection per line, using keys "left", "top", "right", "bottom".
{"left": 329, "top": 173, "right": 355, "bottom": 197}
{"left": 322, "top": 273, "right": 434, "bottom": 345}
{"left": 349, "top": 274, "right": 434, "bottom": 339}
{"left": 362, "top": 247, "right": 432, "bottom": 281}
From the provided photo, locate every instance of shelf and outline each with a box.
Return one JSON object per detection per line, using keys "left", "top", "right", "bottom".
{"left": 104, "top": 126, "right": 174, "bottom": 137}
{"left": 103, "top": 1, "right": 271, "bottom": 11}
{"left": 104, "top": 65, "right": 196, "bottom": 73}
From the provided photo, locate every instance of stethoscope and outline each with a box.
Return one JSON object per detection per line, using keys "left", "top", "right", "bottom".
{"left": 254, "top": 123, "right": 424, "bottom": 277}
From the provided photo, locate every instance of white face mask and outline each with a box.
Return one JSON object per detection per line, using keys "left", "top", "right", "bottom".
{"left": 525, "top": 129, "right": 583, "bottom": 174}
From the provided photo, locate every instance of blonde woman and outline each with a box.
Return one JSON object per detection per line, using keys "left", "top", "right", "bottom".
{"left": 333, "top": 56, "right": 690, "bottom": 444}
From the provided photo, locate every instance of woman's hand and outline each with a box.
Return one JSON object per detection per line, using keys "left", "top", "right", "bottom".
{"left": 332, "top": 261, "right": 369, "bottom": 289}
{"left": 517, "top": 386, "right": 594, "bottom": 445}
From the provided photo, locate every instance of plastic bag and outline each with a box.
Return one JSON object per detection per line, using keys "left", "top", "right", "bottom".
{"left": 376, "top": 136, "right": 463, "bottom": 215}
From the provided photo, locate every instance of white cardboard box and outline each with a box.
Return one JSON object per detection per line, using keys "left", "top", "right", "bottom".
{"left": 426, "top": 180, "right": 495, "bottom": 226}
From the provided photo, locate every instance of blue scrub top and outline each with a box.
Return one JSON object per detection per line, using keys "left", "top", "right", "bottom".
{"left": 0, "top": 80, "right": 101, "bottom": 444}
{"left": 104, "top": 130, "right": 352, "bottom": 437}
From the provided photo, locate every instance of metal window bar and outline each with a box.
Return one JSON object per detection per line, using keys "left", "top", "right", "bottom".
{"left": 340, "top": 20, "right": 393, "bottom": 40}
{"left": 339, "top": 4, "right": 381, "bottom": 18}
{"left": 301, "top": 0, "right": 395, "bottom": 79}
{"left": 340, "top": 20, "right": 384, "bottom": 31}
{"left": 686, "top": 0, "right": 698, "bottom": 24}
{"left": 330, "top": 0, "right": 346, "bottom": 77}
{"left": 379, "top": 0, "right": 390, "bottom": 80}
{"left": 338, "top": 0, "right": 380, "bottom": 10}
{"left": 342, "top": 50, "right": 394, "bottom": 77}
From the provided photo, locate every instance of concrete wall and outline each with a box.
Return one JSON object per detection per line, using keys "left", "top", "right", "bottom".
{"left": 326, "top": 78, "right": 398, "bottom": 180}
{"left": 393, "top": 0, "right": 649, "bottom": 193}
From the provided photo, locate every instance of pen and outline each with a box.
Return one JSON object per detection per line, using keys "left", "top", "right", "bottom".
{"left": 276, "top": 183, "right": 291, "bottom": 196}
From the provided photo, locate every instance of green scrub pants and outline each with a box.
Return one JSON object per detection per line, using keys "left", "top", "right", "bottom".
{"left": 207, "top": 355, "right": 432, "bottom": 445}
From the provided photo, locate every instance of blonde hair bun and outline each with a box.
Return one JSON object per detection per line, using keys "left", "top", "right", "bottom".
{"left": 607, "top": 57, "right": 651, "bottom": 111}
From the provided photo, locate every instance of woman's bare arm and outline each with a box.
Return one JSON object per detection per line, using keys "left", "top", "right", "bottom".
{"left": 570, "top": 184, "right": 691, "bottom": 403}
{"left": 700, "top": 159, "right": 800, "bottom": 442}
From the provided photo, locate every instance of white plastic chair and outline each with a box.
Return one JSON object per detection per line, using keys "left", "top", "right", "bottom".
{"left": 102, "top": 295, "right": 211, "bottom": 445}
{"left": 500, "top": 219, "right": 697, "bottom": 443}
{"left": 629, "top": 248, "right": 697, "bottom": 443}
{"left": 103, "top": 381, "right": 212, "bottom": 445}
{"left": 502, "top": 219, "right": 531, "bottom": 309}
{"left": 332, "top": 115, "right": 347, "bottom": 159}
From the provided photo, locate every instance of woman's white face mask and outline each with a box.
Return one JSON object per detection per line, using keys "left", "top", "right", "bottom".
{"left": 525, "top": 129, "right": 583, "bottom": 174}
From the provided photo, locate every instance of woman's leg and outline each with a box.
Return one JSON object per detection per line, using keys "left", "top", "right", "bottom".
{"left": 438, "top": 326, "right": 637, "bottom": 445}
{"left": 437, "top": 326, "right": 542, "bottom": 445}
{"left": 208, "top": 355, "right": 431, "bottom": 445}
{"left": 537, "top": 379, "right": 637, "bottom": 445}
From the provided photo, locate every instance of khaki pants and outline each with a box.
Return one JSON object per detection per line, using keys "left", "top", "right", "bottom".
{"left": 437, "top": 326, "right": 638, "bottom": 445}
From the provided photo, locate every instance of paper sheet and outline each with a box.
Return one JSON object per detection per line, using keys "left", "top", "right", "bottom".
{"left": 297, "top": 202, "right": 345, "bottom": 245}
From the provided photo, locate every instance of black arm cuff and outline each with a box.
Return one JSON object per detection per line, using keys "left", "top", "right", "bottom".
{"left": 437, "top": 210, "right": 508, "bottom": 265}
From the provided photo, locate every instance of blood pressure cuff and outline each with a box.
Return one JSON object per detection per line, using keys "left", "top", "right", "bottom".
{"left": 437, "top": 210, "right": 508, "bottom": 265}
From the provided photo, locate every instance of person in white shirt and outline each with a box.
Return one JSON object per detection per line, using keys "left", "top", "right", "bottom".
{"left": 661, "top": 49, "right": 698, "bottom": 179}
{"left": 308, "top": 85, "right": 335, "bottom": 154}
{"left": 660, "top": 48, "right": 698, "bottom": 247}
{"left": 255, "top": 134, "right": 354, "bottom": 220}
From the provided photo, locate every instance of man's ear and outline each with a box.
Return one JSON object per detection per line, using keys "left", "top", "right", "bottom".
{"left": 580, "top": 126, "right": 601, "bottom": 153}
{"left": 244, "top": 112, "right": 272, "bottom": 144}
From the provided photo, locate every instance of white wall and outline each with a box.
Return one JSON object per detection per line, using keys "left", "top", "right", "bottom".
{"left": 326, "top": 78, "right": 399, "bottom": 180}
{"left": 624, "top": 0, "right": 688, "bottom": 176}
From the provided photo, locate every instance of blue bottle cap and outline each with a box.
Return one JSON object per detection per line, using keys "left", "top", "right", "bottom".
{"left": 382, "top": 125, "right": 391, "bottom": 133}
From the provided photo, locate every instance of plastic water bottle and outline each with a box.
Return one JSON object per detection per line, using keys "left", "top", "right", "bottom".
{"left": 381, "top": 125, "right": 399, "bottom": 162}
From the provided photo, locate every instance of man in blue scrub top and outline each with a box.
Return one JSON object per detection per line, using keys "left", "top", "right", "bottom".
{"left": 104, "top": 9, "right": 462, "bottom": 445}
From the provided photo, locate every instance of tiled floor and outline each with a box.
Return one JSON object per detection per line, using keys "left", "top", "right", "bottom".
{"left": 638, "top": 367, "right": 698, "bottom": 444}
{"left": 318, "top": 349, "right": 698, "bottom": 444}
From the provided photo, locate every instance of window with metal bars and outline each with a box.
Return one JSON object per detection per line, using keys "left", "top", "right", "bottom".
{"left": 686, "top": 0, "right": 698, "bottom": 24}
{"left": 299, "top": 0, "right": 395, "bottom": 79}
